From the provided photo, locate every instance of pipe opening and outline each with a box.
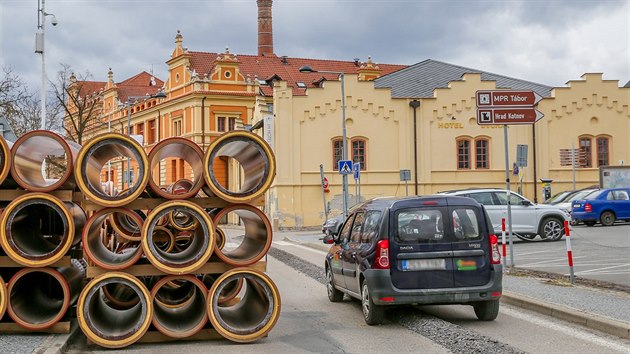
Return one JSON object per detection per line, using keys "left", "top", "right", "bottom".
{"left": 108, "top": 210, "right": 144, "bottom": 241}
{"left": 214, "top": 205, "right": 272, "bottom": 266}
{"left": 201, "top": 274, "right": 243, "bottom": 304}
{"left": 152, "top": 226, "right": 175, "bottom": 252}
{"left": 5, "top": 199, "right": 69, "bottom": 260}
{"left": 79, "top": 136, "right": 145, "bottom": 202}
{"left": 209, "top": 272, "right": 277, "bottom": 338}
{"left": 83, "top": 209, "right": 142, "bottom": 270}
{"left": 205, "top": 134, "right": 274, "bottom": 201}
{"left": 143, "top": 202, "right": 214, "bottom": 272}
{"left": 11, "top": 132, "right": 77, "bottom": 191}
{"left": 9, "top": 270, "right": 67, "bottom": 327}
{"left": 149, "top": 138, "right": 204, "bottom": 199}
{"left": 151, "top": 276, "right": 207, "bottom": 337}
{"left": 83, "top": 278, "right": 148, "bottom": 341}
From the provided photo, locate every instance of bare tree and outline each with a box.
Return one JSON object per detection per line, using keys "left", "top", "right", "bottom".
{"left": 2, "top": 65, "right": 65, "bottom": 138}
{"left": 52, "top": 63, "right": 102, "bottom": 145}
{"left": 1, "top": 66, "right": 30, "bottom": 130}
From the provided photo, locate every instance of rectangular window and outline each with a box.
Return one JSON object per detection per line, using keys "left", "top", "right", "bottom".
{"left": 579, "top": 137, "right": 592, "bottom": 168}
{"left": 396, "top": 208, "right": 445, "bottom": 243}
{"left": 475, "top": 139, "right": 489, "bottom": 169}
{"left": 147, "top": 119, "right": 156, "bottom": 144}
{"left": 351, "top": 140, "right": 366, "bottom": 170}
{"left": 136, "top": 123, "right": 145, "bottom": 141}
{"left": 332, "top": 139, "right": 343, "bottom": 170}
{"left": 457, "top": 140, "right": 470, "bottom": 169}
{"left": 452, "top": 208, "right": 480, "bottom": 240}
{"left": 173, "top": 119, "right": 182, "bottom": 137}
{"left": 596, "top": 137, "right": 609, "bottom": 167}
{"left": 228, "top": 117, "right": 237, "bottom": 131}
{"left": 217, "top": 117, "right": 226, "bottom": 132}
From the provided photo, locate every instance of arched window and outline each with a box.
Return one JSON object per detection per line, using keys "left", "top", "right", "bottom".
{"left": 596, "top": 136, "right": 610, "bottom": 167}
{"left": 579, "top": 136, "right": 593, "bottom": 168}
{"left": 475, "top": 138, "right": 489, "bottom": 169}
{"left": 332, "top": 138, "right": 343, "bottom": 170}
{"left": 351, "top": 138, "right": 367, "bottom": 170}
{"left": 456, "top": 138, "right": 471, "bottom": 170}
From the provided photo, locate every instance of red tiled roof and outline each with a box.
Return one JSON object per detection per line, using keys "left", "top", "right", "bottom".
{"left": 76, "top": 81, "right": 106, "bottom": 99}
{"left": 116, "top": 71, "right": 164, "bottom": 102}
{"left": 189, "top": 52, "right": 407, "bottom": 96}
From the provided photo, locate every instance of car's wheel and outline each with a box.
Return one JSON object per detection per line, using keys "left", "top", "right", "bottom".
{"left": 361, "top": 282, "right": 385, "bottom": 325}
{"left": 473, "top": 300, "right": 500, "bottom": 321}
{"left": 539, "top": 217, "right": 564, "bottom": 242}
{"left": 326, "top": 267, "right": 344, "bottom": 302}
{"left": 600, "top": 211, "right": 616, "bottom": 226}
{"left": 584, "top": 220, "right": 596, "bottom": 227}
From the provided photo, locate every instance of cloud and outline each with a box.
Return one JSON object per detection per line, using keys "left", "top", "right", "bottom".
{"left": 1, "top": 0, "right": 627, "bottom": 91}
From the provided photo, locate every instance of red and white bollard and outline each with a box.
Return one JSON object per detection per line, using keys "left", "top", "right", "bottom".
{"left": 564, "top": 220, "right": 575, "bottom": 284}
{"left": 501, "top": 218, "right": 507, "bottom": 271}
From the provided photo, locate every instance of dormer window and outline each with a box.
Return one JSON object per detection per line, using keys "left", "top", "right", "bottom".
{"left": 258, "top": 79, "right": 268, "bottom": 85}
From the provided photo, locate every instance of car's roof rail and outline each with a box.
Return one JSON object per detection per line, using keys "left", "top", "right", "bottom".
{"left": 438, "top": 187, "right": 503, "bottom": 194}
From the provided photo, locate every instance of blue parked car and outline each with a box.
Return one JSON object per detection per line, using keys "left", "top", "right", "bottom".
{"left": 571, "top": 188, "right": 630, "bottom": 226}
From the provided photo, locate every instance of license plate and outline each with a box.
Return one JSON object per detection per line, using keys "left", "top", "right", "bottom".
{"left": 401, "top": 259, "right": 446, "bottom": 271}
{"left": 573, "top": 203, "right": 581, "bottom": 208}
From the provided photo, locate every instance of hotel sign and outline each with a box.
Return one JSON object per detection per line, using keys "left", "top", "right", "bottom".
{"left": 476, "top": 90, "right": 544, "bottom": 125}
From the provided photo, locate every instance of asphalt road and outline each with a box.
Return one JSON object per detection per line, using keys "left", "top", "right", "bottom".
{"left": 504, "top": 223, "right": 630, "bottom": 286}
{"left": 66, "top": 239, "right": 630, "bottom": 353}
{"left": 299, "top": 223, "right": 630, "bottom": 287}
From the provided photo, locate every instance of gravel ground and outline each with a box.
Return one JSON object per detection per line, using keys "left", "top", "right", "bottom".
{"left": 268, "top": 247, "right": 523, "bottom": 354}
{"left": 0, "top": 334, "right": 49, "bottom": 354}
{"left": 503, "top": 272, "right": 630, "bottom": 322}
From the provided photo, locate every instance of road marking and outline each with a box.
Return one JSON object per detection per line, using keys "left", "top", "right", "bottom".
{"left": 501, "top": 306, "right": 630, "bottom": 353}
{"left": 574, "top": 263, "right": 630, "bottom": 275}
{"left": 274, "top": 241, "right": 328, "bottom": 255}
{"left": 518, "top": 256, "right": 588, "bottom": 266}
{"left": 514, "top": 250, "right": 554, "bottom": 256}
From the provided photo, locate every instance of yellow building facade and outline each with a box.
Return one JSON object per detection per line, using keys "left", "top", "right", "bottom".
{"left": 268, "top": 71, "right": 629, "bottom": 228}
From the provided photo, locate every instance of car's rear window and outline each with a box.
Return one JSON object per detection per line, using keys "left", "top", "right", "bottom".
{"left": 452, "top": 208, "right": 481, "bottom": 240}
{"left": 395, "top": 208, "right": 444, "bottom": 243}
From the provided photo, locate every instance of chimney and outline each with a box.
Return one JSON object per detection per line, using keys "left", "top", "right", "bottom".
{"left": 257, "top": 0, "right": 273, "bottom": 56}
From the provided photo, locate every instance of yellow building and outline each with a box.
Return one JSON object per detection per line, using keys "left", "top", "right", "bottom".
{"left": 73, "top": 1, "right": 629, "bottom": 229}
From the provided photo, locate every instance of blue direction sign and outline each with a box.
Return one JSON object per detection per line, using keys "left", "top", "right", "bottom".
{"left": 353, "top": 162, "right": 361, "bottom": 180}
{"left": 338, "top": 160, "right": 353, "bottom": 175}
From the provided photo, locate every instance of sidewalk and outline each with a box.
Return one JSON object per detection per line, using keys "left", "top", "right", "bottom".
{"left": 280, "top": 230, "right": 630, "bottom": 339}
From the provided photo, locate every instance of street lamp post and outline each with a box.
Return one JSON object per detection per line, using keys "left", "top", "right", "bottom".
{"left": 35, "top": 0, "right": 58, "bottom": 130}
{"left": 122, "top": 92, "right": 166, "bottom": 188}
{"left": 299, "top": 66, "right": 348, "bottom": 217}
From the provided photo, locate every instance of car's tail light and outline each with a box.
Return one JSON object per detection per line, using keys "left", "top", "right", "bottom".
{"left": 374, "top": 239, "right": 390, "bottom": 269}
{"left": 584, "top": 203, "right": 592, "bottom": 212}
{"left": 489, "top": 234, "right": 501, "bottom": 265}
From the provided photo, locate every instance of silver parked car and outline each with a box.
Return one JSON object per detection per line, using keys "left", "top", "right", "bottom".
{"left": 440, "top": 188, "right": 571, "bottom": 241}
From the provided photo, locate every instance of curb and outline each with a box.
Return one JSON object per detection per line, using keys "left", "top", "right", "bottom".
{"left": 33, "top": 321, "right": 80, "bottom": 354}
{"left": 501, "top": 291, "right": 630, "bottom": 339}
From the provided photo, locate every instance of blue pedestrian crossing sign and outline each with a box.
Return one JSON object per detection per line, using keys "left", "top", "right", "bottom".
{"left": 338, "top": 160, "right": 353, "bottom": 174}
{"left": 353, "top": 162, "right": 361, "bottom": 180}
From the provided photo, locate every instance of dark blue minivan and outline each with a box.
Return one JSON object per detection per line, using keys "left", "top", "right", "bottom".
{"left": 324, "top": 195, "right": 503, "bottom": 325}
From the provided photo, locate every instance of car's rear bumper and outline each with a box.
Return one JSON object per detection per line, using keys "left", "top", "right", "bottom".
{"left": 571, "top": 211, "right": 598, "bottom": 222}
{"left": 363, "top": 266, "right": 503, "bottom": 306}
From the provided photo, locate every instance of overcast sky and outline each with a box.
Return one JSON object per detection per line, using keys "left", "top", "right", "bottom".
{"left": 1, "top": 0, "right": 628, "bottom": 92}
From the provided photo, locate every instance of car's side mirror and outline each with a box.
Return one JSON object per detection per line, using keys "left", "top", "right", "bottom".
{"left": 323, "top": 235, "right": 334, "bottom": 244}
{"left": 521, "top": 200, "right": 533, "bottom": 206}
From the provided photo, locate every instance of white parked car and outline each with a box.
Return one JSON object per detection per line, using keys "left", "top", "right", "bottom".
{"left": 439, "top": 188, "right": 571, "bottom": 241}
